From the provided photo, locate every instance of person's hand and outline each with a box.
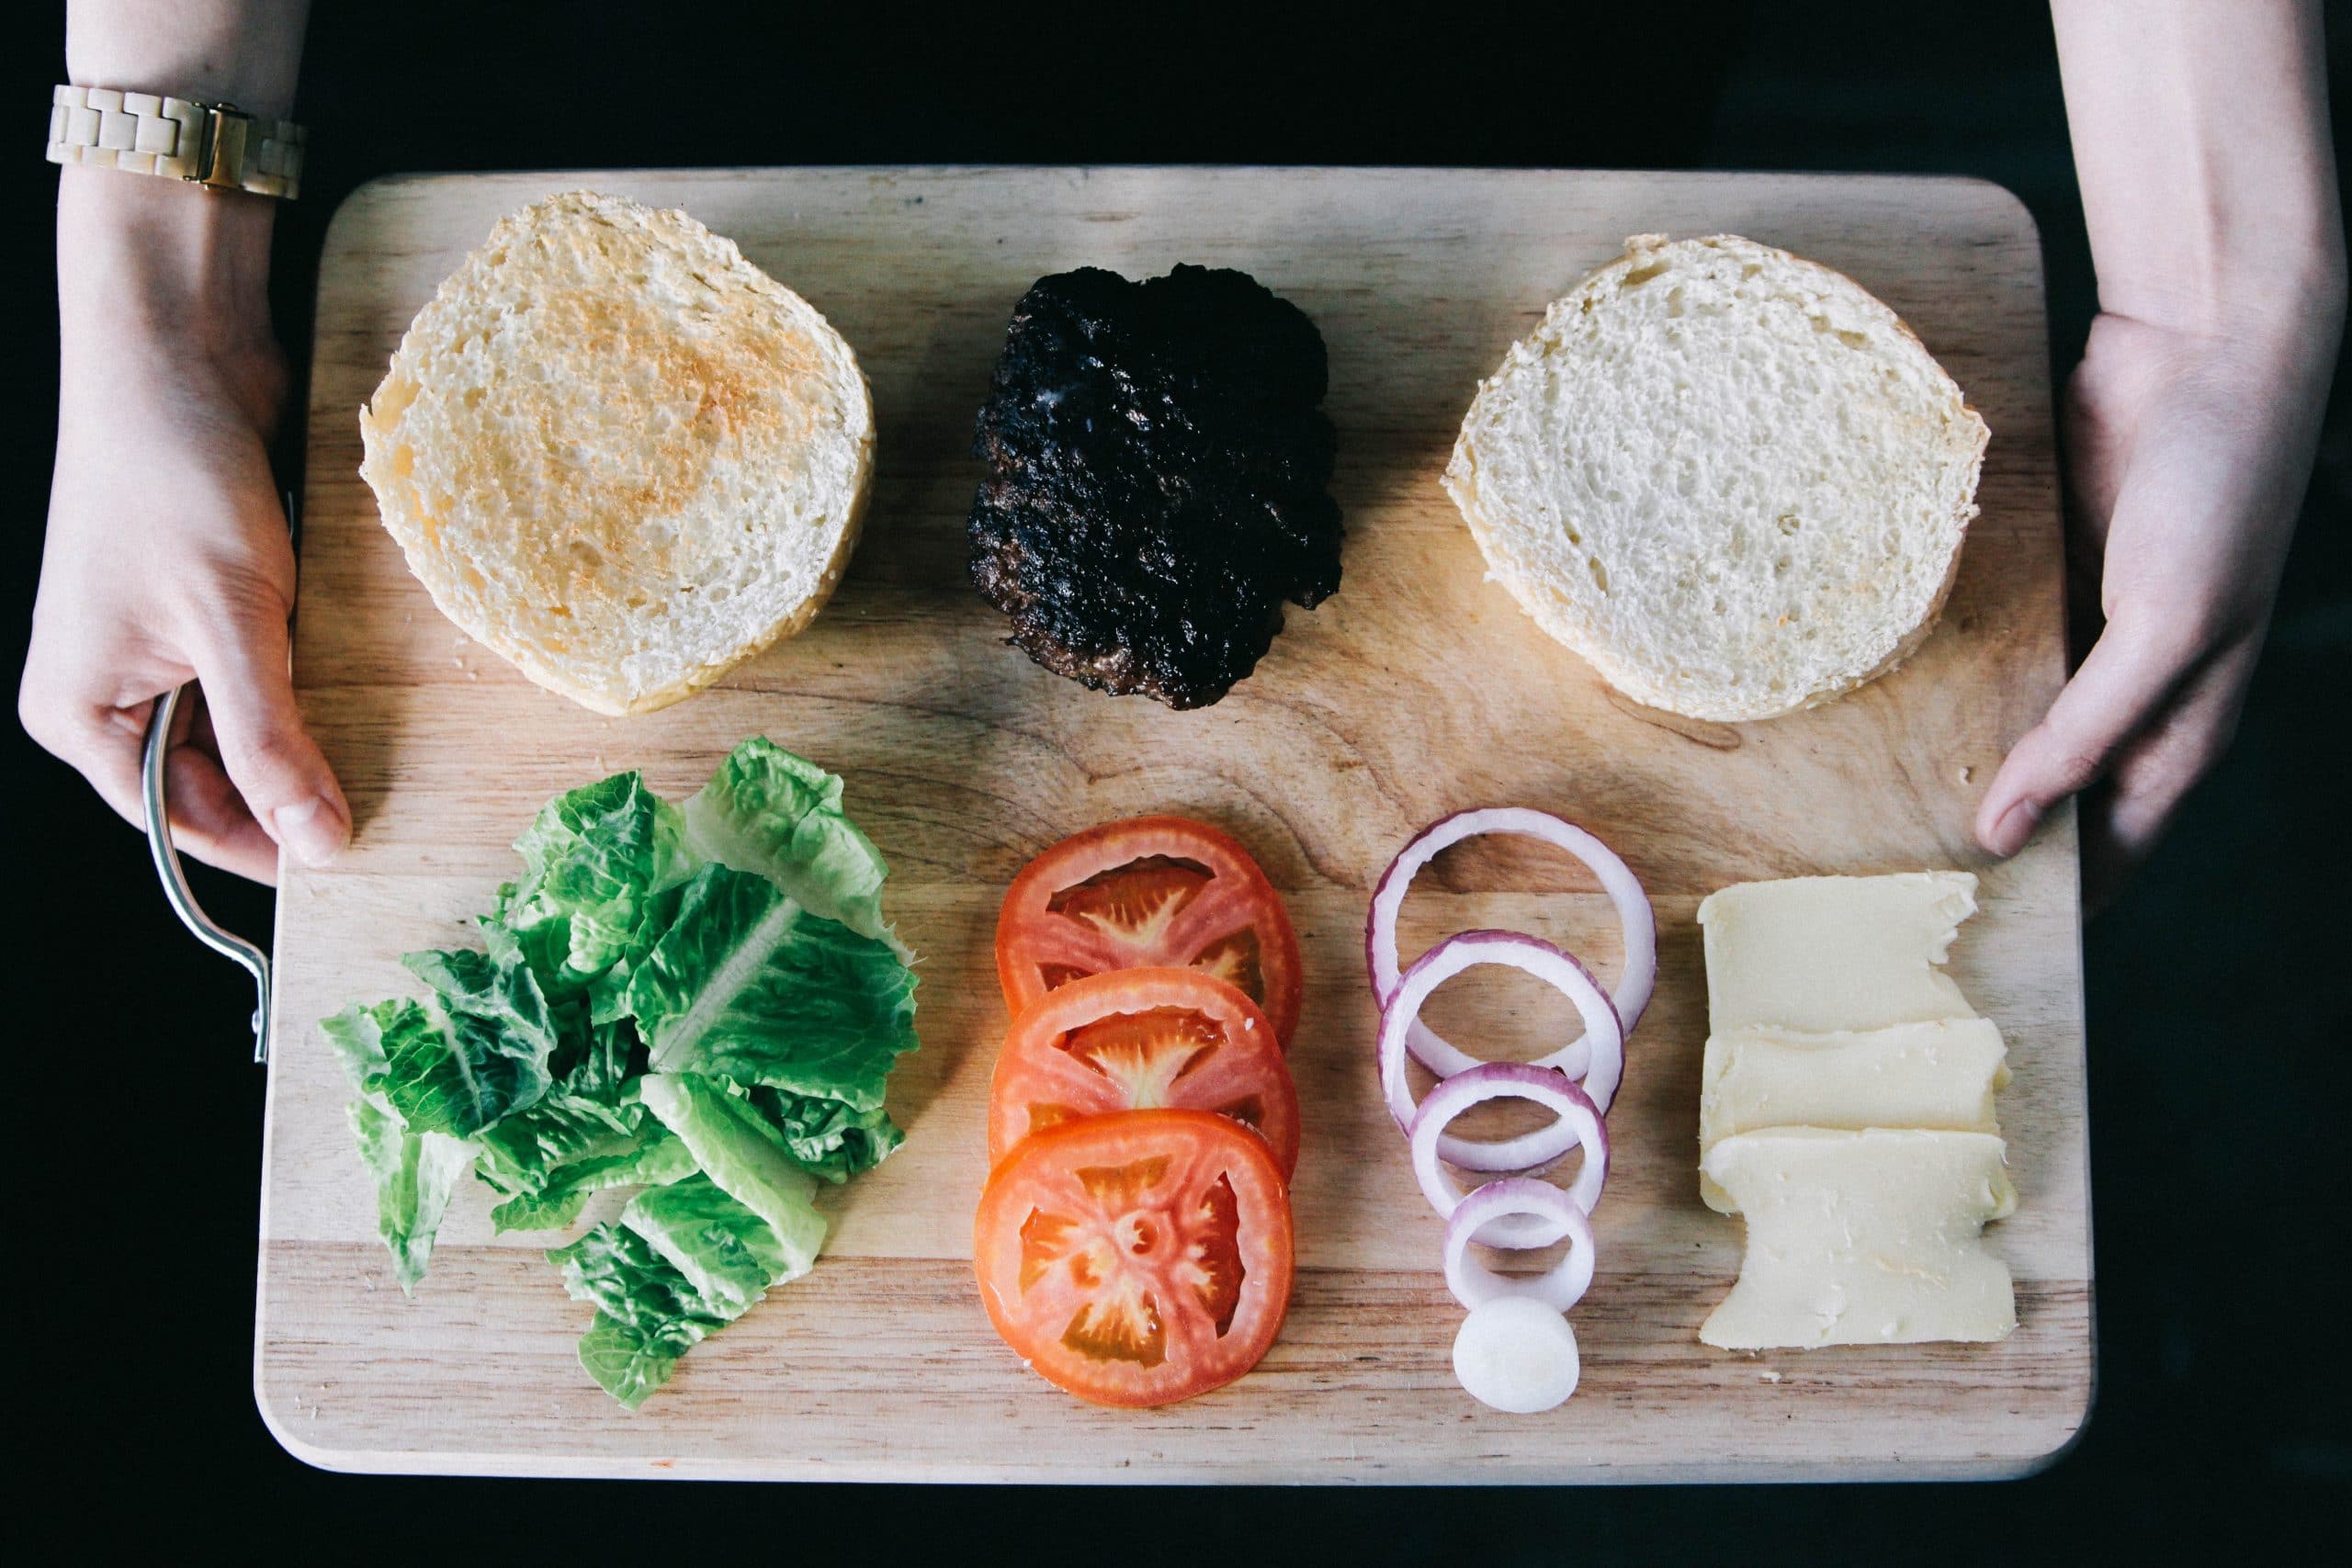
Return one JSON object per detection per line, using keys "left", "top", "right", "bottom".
{"left": 1974, "top": 291, "right": 2343, "bottom": 904}
{"left": 20, "top": 174, "right": 347, "bottom": 884}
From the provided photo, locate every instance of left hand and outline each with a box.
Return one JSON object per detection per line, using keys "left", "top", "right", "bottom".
{"left": 1974, "top": 295, "right": 2342, "bottom": 904}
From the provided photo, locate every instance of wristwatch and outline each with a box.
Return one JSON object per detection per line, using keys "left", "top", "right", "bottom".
{"left": 46, "top": 85, "right": 304, "bottom": 199}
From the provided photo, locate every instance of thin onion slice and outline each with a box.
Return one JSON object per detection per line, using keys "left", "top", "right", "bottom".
{"left": 1453, "top": 1297, "right": 1581, "bottom": 1414}
{"left": 1366, "top": 807, "right": 1656, "bottom": 1079}
{"left": 1410, "top": 1063, "right": 1609, "bottom": 1244}
{"left": 1442, "top": 1178, "right": 1598, "bottom": 1312}
{"left": 1378, "top": 931, "right": 1625, "bottom": 1171}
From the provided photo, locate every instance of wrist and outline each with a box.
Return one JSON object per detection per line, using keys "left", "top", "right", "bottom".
{"left": 2099, "top": 230, "right": 2347, "bottom": 350}
{"left": 56, "top": 168, "right": 278, "bottom": 364}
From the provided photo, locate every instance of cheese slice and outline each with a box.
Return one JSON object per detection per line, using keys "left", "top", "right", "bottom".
{"left": 1699, "top": 1128, "right": 2017, "bottom": 1349}
{"left": 1697, "top": 872, "right": 1978, "bottom": 1035}
{"left": 1697, "top": 1019, "right": 2011, "bottom": 1213}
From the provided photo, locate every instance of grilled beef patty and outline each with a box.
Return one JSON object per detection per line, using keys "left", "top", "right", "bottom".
{"left": 968, "top": 265, "right": 1343, "bottom": 709}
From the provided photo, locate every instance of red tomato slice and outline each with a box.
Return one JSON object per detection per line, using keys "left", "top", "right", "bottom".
{"left": 973, "top": 1109, "right": 1295, "bottom": 1407}
{"left": 997, "top": 817, "right": 1303, "bottom": 1047}
{"left": 988, "top": 967, "right": 1299, "bottom": 1177}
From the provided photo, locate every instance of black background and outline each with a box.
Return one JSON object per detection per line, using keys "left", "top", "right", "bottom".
{"left": 11, "top": 2, "right": 2347, "bottom": 1557}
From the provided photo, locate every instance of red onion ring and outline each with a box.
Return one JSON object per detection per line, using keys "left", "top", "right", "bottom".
{"left": 1442, "top": 1177, "right": 1598, "bottom": 1312}
{"left": 1410, "top": 1063, "right": 1608, "bottom": 1244}
{"left": 1378, "top": 931, "right": 1625, "bottom": 1170}
{"left": 1366, "top": 807, "right": 1657, "bottom": 1079}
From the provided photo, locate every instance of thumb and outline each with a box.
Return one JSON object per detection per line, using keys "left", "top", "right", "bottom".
{"left": 1973, "top": 615, "right": 2196, "bottom": 859}
{"left": 189, "top": 604, "right": 350, "bottom": 869}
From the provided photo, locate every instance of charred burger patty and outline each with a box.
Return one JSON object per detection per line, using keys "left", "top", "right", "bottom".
{"left": 968, "top": 264, "right": 1343, "bottom": 709}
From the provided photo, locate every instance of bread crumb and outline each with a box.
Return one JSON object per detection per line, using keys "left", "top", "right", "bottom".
{"left": 1958, "top": 765, "right": 1973, "bottom": 784}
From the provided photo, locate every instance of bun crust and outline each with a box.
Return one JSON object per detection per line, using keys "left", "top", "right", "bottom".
{"left": 1444, "top": 233, "right": 1989, "bottom": 723}
{"left": 360, "top": 191, "right": 876, "bottom": 715}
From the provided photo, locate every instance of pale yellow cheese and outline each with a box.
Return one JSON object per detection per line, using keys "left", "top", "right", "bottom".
{"left": 1699, "top": 1128, "right": 2017, "bottom": 1349}
{"left": 1696, "top": 872, "right": 1978, "bottom": 1035}
{"left": 1697, "top": 1019, "right": 2010, "bottom": 1213}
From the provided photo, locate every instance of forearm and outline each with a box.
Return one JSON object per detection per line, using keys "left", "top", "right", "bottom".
{"left": 2052, "top": 0, "right": 2345, "bottom": 334}
{"left": 58, "top": 1, "right": 311, "bottom": 397}
{"left": 67, "top": 0, "right": 308, "bottom": 118}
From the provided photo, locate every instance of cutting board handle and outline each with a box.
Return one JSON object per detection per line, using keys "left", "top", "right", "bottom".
{"left": 143, "top": 680, "right": 273, "bottom": 1065}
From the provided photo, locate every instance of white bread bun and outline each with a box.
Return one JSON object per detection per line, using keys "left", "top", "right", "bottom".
{"left": 1444, "top": 233, "right": 1988, "bottom": 722}
{"left": 359, "top": 191, "right": 875, "bottom": 715}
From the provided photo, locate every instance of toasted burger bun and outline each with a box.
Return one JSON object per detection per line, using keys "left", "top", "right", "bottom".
{"left": 359, "top": 191, "right": 875, "bottom": 715}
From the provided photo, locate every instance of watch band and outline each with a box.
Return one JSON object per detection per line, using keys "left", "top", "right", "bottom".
{"left": 46, "top": 85, "right": 304, "bottom": 199}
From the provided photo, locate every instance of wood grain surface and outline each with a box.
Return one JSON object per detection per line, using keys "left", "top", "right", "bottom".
{"left": 261, "top": 166, "right": 2090, "bottom": 1483}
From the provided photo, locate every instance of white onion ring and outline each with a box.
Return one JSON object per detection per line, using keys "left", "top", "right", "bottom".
{"left": 1366, "top": 807, "right": 1657, "bottom": 1081}
{"left": 1378, "top": 931, "right": 1626, "bottom": 1171}
{"left": 1453, "top": 1297, "right": 1581, "bottom": 1413}
{"left": 1442, "top": 1178, "right": 1598, "bottom": 1312}
{"left": 1410, "top": 1063, "right": 1609, "bottom": 1245}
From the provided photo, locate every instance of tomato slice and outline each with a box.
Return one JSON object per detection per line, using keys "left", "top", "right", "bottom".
{"left": 997, "top": 817, "right": 1304, "bottom": 1047}
{"left": 973, "top": 1109, "right": 1295, "bottom": 1407}
{"left": 988, "top": 967, "right": 1299, "bottom": 1177}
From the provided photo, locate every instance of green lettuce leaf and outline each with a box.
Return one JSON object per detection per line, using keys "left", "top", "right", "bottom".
{"left": 621, "top": 1173, "right": 793, "bottom": 1317}
{"left": 548, "top": 1016, "right": 641, "bottom": 1105}
{"left": 472, "top": 1089, "right": 643, "bottom": 1231}
{"left": 628, "top": 866, "right": 918, "bottom": 1111}
{"left": 637, "top": 1072, "right": 828, "bottom": 1275}
{"left": 320, "top": 998, "right": 401, "bottom": 1094}
{"left": 357, "top": 947, "right": 558, "bottom": 1137}
{"left": 549, "top": 1164, "right": 813, "bottom": 1409}
{"left": 474, "top": 1092, "right": 639, "bottom": 1193}
{"left": 489, "top": 1132, "right": 696, "bottom": 1233}
{"left": 745, "top": 1088, "right": 904, "bottom": 1184}
{"left": 573, "top": 1312, "right": 690, "bottom": 1411}
{"left": 495, "top": 771, "right": 687, "bottom": 994}
{"left": 349, "top": 1098, "right": 474, "bottom": 1295}
{"left": 681, "top": 738, "right": 899, "bottom": 951}
{"left": 548, "top": 1224, "right": 729, "bottom": 1408}
{"left": 401, "top": 945, "right": 560, "bottom": 1050}
{"left": 549, "top": 1218, "right": 725, "bottom": 1329}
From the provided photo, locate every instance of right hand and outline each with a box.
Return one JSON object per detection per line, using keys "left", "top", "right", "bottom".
{"left": 20, "top": 173, "right": 346, "bottom": 884}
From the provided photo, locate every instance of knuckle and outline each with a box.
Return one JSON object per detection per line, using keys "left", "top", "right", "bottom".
{"left": 16, "top": 686, "right": 61, "bottom": 750}
{"left": 17, "top": 683, "right": 87, "bottom": 760}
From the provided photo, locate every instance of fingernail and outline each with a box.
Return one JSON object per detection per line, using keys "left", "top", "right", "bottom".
{"left": 1989, "top": 799, "right": 2043, "bottom": 857}
{"left": 273, "top": 796, "right": 349, "bottom": 866}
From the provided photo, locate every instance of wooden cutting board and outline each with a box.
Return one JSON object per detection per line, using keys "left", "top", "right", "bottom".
{"left": 262, "top": 167, "right": 2089, "bottom": 1483}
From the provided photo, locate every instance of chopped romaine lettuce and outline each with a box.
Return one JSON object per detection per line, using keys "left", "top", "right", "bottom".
{"left": 681, "top": 736, "right": 902, "bottom": 952}
{"left": 488, "top": 1131, "right": 696, "bottom": 1233}
{"left": 375, "top": 948, "right": 558, "bottom": 1137}
{"left": 496, "top": 771, "right": 687, "bottom": 992}
{"left": 637, "top": 1072, "right": 828, "bottom": 1274}
{"left": 622, "top": 1173, "right": 796, "bottom": 1316}
{"left": 745, "top": 1087, "right": 904, "bottom": 1184}
{"left": 323, "top": 738, "right": 917, "bottom": 1405}
{"left": 349, "top": 1098, "right": 474, "bottom": 1295}
{"left": 549, "top": 1224, "right": 729, "bottom": 1408}
{"left": 630, "top": 866, "right": 918, "bottom": 1111}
